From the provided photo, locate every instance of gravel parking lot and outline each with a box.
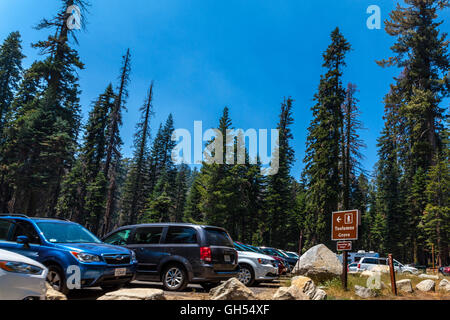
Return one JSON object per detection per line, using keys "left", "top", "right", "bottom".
{"left": 68, "top": 280, "right": 282, "bottom": 300}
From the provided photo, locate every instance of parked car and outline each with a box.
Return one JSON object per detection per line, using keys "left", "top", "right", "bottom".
{"left": 357, "top": 257, "right": 418, "bottom": 274}
{"left": 285, "top": 251, "right": 300, "bottom": 259}
{"left": 439, "top": 266, "right": 450, "bottom": 276}
{"left": 0, "top": 214, "right": 137, "bottom": 294}
{"left": 235, "top": 242, "right": 288, "bottom": 275}
{"left": 0, "top": 248, "right": 48, "bottom": 300}
{"left": 259, "top": 247, "right": 298, "bottom": 270}
{"left": 234, "top": 243, "right": 278, "bottom": 286}
{"left": 104, "top": 223, "right": 239, "bottom": 291}
{"left": 393, "top": 259, "right": 419, "bottom": 274}
{"left": 348, "top": 262, "right": 358, "bottom": 273}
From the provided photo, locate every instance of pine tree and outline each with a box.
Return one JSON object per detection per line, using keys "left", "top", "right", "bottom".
{"left": 102, "top": 49, "right": 131, "bottom": 235}
{"left": 264, "top": 98, "right": 295, "bottom": 248}
{"left": 1, "top": 1, "right": 88, "bottom": 216}
{"left": 303, "top": 28, "right": 351, "bottom": 248}
{"left": 184, "top": 170, "right": 204, "bottom": 224}
{"left": 341, "top": 83, "right": 366, "bottom": 210}
{"left": 0, "top": 31, "right": 25, "bottom": 136}
{"left": 121, "top": 83, "right": 154, "bottom": 225}
{"left": 376, "top": 0, "right": 449, "bottom": 263}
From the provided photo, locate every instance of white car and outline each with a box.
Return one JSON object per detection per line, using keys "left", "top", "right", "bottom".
{"left": 235, "top": 249, "right": 279, "bottom": 286}
{"left": 0, "top": 249, "right": 48, "bottom": 300}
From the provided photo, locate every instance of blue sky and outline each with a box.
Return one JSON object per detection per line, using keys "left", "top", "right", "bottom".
{"left": 1, "top": 1, "right": 449, "bottom": 179}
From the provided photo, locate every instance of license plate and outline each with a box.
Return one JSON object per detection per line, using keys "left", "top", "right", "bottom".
{"left": 224, "top": 255, "right": 231, "bottom": 262}
{"left": 114, "top": 268, "right": 127, "bottom": 277}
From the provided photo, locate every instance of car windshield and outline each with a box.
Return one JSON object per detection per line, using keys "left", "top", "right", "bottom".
{"left": 36, "top": 222, "right": 101, "bottom": 244}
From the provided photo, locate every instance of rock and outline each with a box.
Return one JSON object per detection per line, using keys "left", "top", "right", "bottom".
{"left": 438, "top": 279, "right": 450, "bottom": 292}
{"left": 210, "top": 278, "right": 256, "bottom": 300}
{"left": 418, "top": 273, "right": 439, "bottom": 280}
{"left": 45, "top": 283, "right": 67, "bottom": 300}
{"left": 312, "top": 289, "right": 327, "bottom": 300}
{"left": 97, "top": 288, "right": 166, "bottom": 300}
{"left": 291, "top": 276, "right": 317, "bottom": 299}
{"left": 354, "top": 285, "right": 378, "bottom": 299}
{"left": 415, "top": 280, "right": 435, "bottom": 292}
{"left": 292, "top": 244, "right": 342, "bottom": 282}
{"left": 396, "top": 279, "right": 413, "bottom": 293}
{"left": 273, "top": 286, "right": 308, "bottom": 300}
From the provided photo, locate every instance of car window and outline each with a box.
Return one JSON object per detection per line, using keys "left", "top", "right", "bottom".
{"left": 164, "top": 227, "right": 197, "bottom": 244}
{"left": 12, "top": 220, "right": 40, "bottom": 244}
{"left": 204, "top": 228, "right": 233, "bottom": 246}
{"left": 104, "top": 229, "right": 132, "bottom": 246}
{"left": 133, "top": 227, "right": 163, "bottom": 245}
{"left": 0, "top": 220, "right": 14, "bottom": 241}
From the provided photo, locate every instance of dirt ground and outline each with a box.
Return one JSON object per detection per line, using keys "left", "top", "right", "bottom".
{"left": 67, "top": 275, "right": 450, "bottom": 301}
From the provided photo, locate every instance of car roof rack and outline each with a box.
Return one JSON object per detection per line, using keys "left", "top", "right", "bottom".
{"left": 0, "top": 213, "right": 29, "bottom": 218}
{"left": 0, "top": 214, "right": 70, "bottom": 222}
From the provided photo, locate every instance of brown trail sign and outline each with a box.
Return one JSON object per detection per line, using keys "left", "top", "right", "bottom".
{"left": 332, "top": 210, "right": 359, "bottom": 241}
{"left": 332, "top": 209, "right": 360, "bottom": 291}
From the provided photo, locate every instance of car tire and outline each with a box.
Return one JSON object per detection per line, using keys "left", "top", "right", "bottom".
{"left": 200, "top": 282, "right": 220, "bottom": 292}
{"left": 46, "top": 264, "right": 70, "bottom": 295}
{"left": 238, "top": 264, "right": 255, "bottom": 287}
{"left": 162, "top": 264, "right": 188, "bottom": 292}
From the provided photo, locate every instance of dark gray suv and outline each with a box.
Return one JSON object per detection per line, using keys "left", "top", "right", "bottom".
{"left": 103, "top": 223, "right": 239, "bottom": 291}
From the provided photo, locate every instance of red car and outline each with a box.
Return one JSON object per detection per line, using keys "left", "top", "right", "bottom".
{"left": 440, "top": 266, "right": 450, "bottom": 276}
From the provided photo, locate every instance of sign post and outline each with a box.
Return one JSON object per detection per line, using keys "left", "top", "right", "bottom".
{"left": 332, "top": 210, "right": 360, "bottom": 291}
{"left": 388, "top": 254, "right": 397, "bottom": 296}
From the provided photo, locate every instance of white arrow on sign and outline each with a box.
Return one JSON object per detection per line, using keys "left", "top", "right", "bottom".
{"left": 337, "top": 217, "right": 342, "bottom": 223}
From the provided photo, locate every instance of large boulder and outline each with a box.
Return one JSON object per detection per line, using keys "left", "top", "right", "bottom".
{"left": 438, "top": 279, "right": 450, "bottom": 292}
{"left": 45, "top": 283, "right": 67, "bottom": 300}
{"left": 418, "top": 273, "right": 439, "bottom": 280}
{"left": 292, "top": 244, "right": 342, "bottom": 282}
{"left": 210, "top": 278, "right": 256, "bottom": 300}
{"left": 97, "top": 288, "right": 166, "bottom": 300}
{"left": 415, "top": 280, "right": 435, "bottom": 292}
{"left": 273, "top": 286, "right": 308, "bottom": 300}
{"left": 396, "top": 279, "right": 413, "bottom": 293}
{"left": 354, "top": 285, "right": 378, "bottom": 299}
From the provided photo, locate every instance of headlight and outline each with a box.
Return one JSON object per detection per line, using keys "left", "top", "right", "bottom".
{"left": 257, "top": 258, "right": 271, "bottom": 265}
{"left": 0, "top": 261, "right": 44, "bottom": 275}
{"left": 71, "top": 251, "right": 102, "bottom": 263}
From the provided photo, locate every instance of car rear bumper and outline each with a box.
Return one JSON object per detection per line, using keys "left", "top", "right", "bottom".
{"left": 191, "top": 265, "right": 240, "bottom": 283}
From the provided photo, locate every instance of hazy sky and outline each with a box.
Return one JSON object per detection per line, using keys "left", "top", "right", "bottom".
{"left": 1, "top": 0, "right": 449, "bottom": 178}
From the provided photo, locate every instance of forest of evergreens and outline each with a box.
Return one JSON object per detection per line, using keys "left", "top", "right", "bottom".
{"left": 0, "top": 0, "right": 448, "bottom": 266}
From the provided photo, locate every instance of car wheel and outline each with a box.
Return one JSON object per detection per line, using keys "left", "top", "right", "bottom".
{"left": 162, "top": 264, "right": 188, "bottom": 292}
{"left": 46, "top": 265, "right": 69, "bottom": 295}
{"left": 200, "top": 282, "right": 220, "bottom": 292}
{"left": 238, "top": 264, "right": 255, "bottom": 287}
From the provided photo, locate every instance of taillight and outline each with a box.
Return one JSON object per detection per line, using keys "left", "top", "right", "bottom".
{"left": 358, "top": 263, "right": 361, "bottom": 269}
{"left": 200, "top": 247, "right": 212, "bottom": 262}
{"left": 236, "top": 250, "right": 238, "bottom": 261}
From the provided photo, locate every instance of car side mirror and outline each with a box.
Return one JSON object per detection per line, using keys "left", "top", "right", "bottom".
{"left": 17, "top": 235, "right": 30, "bottom": 246}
